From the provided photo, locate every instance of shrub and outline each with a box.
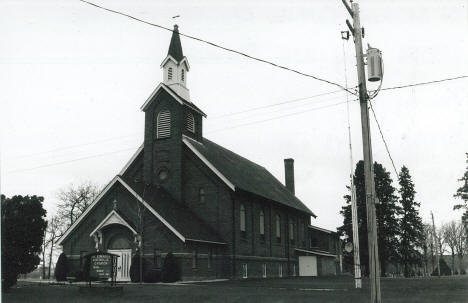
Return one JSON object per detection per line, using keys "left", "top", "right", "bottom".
{"left": 144, "top": 269, "right": 162, "bottom": 283}
{"left": 161, "top": 252, "right": 181, "bottom": 283}
{"left": 129, "top": 254, "right": 148, "bottom": 282}
{"left": 461, "top": 269, "right": 466, "bottom": 275}
{"left": 55, "top": 253, "right": 69, "bottom": 281}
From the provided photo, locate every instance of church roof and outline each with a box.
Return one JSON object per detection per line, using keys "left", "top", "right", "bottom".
{"left": 183, "top": 136, "right": 316, "bottom": 217}
{"left": 167, "top": 25, "right": 184, "bottom": 62}
{"left": 141, "top": 83, "right": 206, "bottom": 117}
{"left": 123, "top": 176, "right": 226, "bottom": 244}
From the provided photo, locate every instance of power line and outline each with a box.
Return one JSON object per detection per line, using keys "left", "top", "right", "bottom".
{"left": 369, "top": 100, "right": 399, "bottom": 179}
{"left": 207, "top": 99, "right": 357, "bottom": 134}
{"left": 9, "top": 133, "right": 140, "bottom": 160}
{"left": 6, "top": 147, "right": 136, "bottom": 174}
{"left": 210, "top": 89, "right": 347, "bottom": 119}
{"left": 78, "top": 0, "right": 355, "bottom": 95}
{"left": 380, "top": 75, "right": 467, "bottom": 92}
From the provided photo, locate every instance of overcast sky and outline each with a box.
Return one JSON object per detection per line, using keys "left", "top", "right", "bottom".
{"left": 1, "top": 0, "right": 467, "bottom": 231}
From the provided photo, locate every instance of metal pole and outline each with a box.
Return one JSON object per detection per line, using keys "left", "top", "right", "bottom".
{"left": 344, "top": 34, "right": 362, "bottom": 289}
{"left": 431, "top": 212, "right": 441, "bottom": 277}
{"left": 346, "top": 2, "right": 381, "bottom": 301}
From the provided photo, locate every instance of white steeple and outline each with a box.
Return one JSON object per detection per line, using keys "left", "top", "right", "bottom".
{"left": 160, "top": 25, "right": 190, "bottom": 101}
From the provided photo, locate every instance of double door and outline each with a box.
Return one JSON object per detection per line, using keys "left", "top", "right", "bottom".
{"left": 108, "top": 249, "right": 132, "bottom": 281}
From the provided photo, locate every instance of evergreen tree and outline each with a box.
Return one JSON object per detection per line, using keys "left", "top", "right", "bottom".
{"left": 453, "top": 153, "right": 468, "bottom": 212}
{"left": 1, "top": 195, "right": 47, "bottom": 290}
{"left": 338, "top": 161, "right": 401, "bottom": 276}
{"left": 398, "top": 166, "right": 424, "bottom": 277}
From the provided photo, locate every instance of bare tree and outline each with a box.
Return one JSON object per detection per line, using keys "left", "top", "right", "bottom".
{"left": 442, "top": 221, "right": 458, "bottom": 274}
{"left": 56, "top": 181, "right": 100, "bottom": 228}
{"left": 45, "top": 216, "right": 62, "bottom": 279}
{"left": 422, "top": 223, "right": 434, "bottom": 275}
{"left": 454, "top": 220, "right": 467, "bottom": 274}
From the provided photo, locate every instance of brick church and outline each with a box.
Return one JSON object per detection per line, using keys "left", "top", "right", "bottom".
{"left": 57, "top": 25, "right": 341, "bottom": 281}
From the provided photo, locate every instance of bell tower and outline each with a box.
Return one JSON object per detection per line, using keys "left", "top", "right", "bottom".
{"left": 160, "top": 25, "right": 191, "bottom": 101}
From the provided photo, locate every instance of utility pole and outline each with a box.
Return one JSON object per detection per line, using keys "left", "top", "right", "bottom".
{"left": 342, "top": 1, "right": 381, "bottom": 302}
{"left": 431, "top": 212, "right": 441, "bottom": 277}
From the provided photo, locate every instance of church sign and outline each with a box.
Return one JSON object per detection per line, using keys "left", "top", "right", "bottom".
{"left": 85, "top": 252, "right": 118, "bottom": 285}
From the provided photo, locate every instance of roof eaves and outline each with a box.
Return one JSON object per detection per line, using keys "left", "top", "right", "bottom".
{"left": 182, "top": 136, "right": 235, "bottom": 191}
{"left": 57, "top": 175, "right": 120, "bottom": 245}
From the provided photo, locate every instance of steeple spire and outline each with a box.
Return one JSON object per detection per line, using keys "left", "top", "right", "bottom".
{"left": 160, "top": 24, "right": 191, "bottom": 101}
{"left": 168, "top": 25, "right": 184, "bottom": 62}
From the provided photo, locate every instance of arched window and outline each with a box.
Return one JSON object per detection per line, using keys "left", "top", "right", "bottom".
{"left": 259, "top": 210, "right": 265, "bottom": 236}
{"left": 276, "top": 214, "right": 281, "bottom": 242}
{"left": 181, "top": 69, "right": 185, "bottom": 82}
{"left": 168, "top": 67, "right": 173, "bottom": 80}
{"left": 289, "top": 221, "right": 294, "bottom": 244}
{"left": 156, "top": 110, "right": 171, "bottom": 139}
{"left": 186, "top": 112, "right": 195, "bottom": 133}
{"left": 240, "top": 204, "right": 246, "bottom": 235}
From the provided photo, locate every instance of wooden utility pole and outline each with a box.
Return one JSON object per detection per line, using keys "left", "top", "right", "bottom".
{"left": 431, "top": 212, "right": 441, "bottom": 277}
{"left": 342, "top": 1, "right": 381, "bottom": 301}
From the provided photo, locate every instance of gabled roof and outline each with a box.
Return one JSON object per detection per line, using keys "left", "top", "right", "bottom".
{"left": 183, "top": 136, "right": 316, "bottom": 217}
{"left": 168, "top": 24, "right": 184, "bottom": 62}
{"left": 122, "top": 176, "right": 225, "bottom": 244}
{"left": 57, "top": 175, "right": 224, "bottom": 245}
{"left": 89, "top": 209, "right": 138, "bottom": 237}
{"left": 140, "top": 83, "right": 206, "bottom": 117}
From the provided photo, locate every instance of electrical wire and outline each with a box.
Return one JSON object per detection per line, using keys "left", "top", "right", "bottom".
{"left": 207, "top": 99, "right": 357, "bottom": 134}
{"left": 380, "top": 75, "right": 467, "bottom": 92}
{"left": 78, "top": 0, "right": 356, "bottom": 96}
{"left": 6, "top": 147, "right": 136, "bottom": 174}
{"left": 368, "top": 100, "right": 399, "bottom": 179}
{"left": 210, "top": 89, "right": 347, "bottom": 119}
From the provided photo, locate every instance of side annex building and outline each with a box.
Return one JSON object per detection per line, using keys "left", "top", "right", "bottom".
{"left": 57, "top": 25, "right": 341, "bottom": 281}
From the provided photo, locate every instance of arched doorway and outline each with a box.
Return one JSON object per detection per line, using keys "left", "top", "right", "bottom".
{"left": 107, "top": 233, "right": 132, "bottom": 282}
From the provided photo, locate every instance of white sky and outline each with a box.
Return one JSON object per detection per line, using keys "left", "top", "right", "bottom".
{"left": 1, "top": 0, "right": 467, "bottom": 231}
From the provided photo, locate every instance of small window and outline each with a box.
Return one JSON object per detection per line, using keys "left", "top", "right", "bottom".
{"left": 262, "top": 263, "right": 267, "bottom": 278}
{"left": 278, "top": 264, "right": 283, "bottom": 277}
{"left": 181, "top": 69, "right": 185, "bottom": 82}
{"left": 153, "top": 250, "right": 162, "bottom": 268}
{"left": 276, "top": 214, "right": 281, "bottom": 243}
{"left": 242, "top": 263, "right": 248, "bottom": 279}
{"left": 186, "top": 112, "right": 195, "bottom": 133}
{"left": 156, "top": 110, "right": 171, "bottom": 139}
{"left": 192, "top": 250, "right": 198, "bottom": 268}
{"left": 208, "top": 249, "right": 212, "bottom": 269}
{"left": 259, "top": 209, "right": 265, "bottom": 242}
{"left": 199, "top": 187, "right": 205, "bottom": 203}
{"left": 240, "top": 204, "right": 246, "bottom": 237}
{"left": 80, "top": 251, "right": 87, "bottom": 268}
{"left": 168, "top": 67, "right": 173, "bottom": 80}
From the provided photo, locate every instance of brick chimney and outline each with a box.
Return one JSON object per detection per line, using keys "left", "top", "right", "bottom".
{"left": 284, "top": 158, "right": 295, "bottom": 195}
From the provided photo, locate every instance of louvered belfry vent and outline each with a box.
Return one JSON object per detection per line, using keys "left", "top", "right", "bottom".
{"left": 156, "top": 110, "right": 171, "bottom": 139}
{"left": 186, "top": 112, "right": 195, "bottom": 133}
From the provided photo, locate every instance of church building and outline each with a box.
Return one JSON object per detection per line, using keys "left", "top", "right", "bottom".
{"left": 57, "top": 25, "right": 340, "bottom": 281}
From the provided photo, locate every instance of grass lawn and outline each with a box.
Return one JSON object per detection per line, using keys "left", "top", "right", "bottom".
{"left": 3, "top": 275, "right": 468, "bottom": 303}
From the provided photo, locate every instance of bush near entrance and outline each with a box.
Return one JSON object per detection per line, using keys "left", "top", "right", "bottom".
{"left": 55, "top": 253, "right": 69, "bottom": 281}
{"left": 129, "top": 254, "right": 148, "bottom": 282}
{"left": 161, "top": 252, "right": 181, "bottom": 283}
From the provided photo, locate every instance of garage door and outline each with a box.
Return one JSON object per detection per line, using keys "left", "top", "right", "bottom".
{"left": 299, "top": 256, "right": 318, "bottom": 276}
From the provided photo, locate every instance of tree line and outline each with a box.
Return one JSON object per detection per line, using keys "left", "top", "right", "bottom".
{"left": 338, "top": 154, "right": 468, "bottom": 277}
